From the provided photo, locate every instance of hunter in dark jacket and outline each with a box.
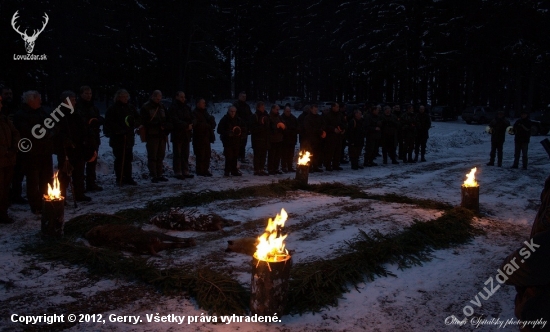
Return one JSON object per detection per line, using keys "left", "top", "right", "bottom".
{"left": 512, "top": 110, "right": 532, "bottom": 169}
{"left": 380, "top": 106, "right": 399, "bottom": 164}
{"left": 104, "top": 89, "right": 140, "bottom": 185}
{"left": 303, "top": 104, "right": 325, "bottom": 172}
{"left": 13, "top": 91, "right": 55, "bottom": 214}
{"left": 400, "top": 107, "right": 417, "bottom": 163}
{"left": 168, "top": 92, "right": 194, "bottom": 179}
{"left": 248, "top": 101, "right": 270, "bottom": 176}
{"left": 363, "top": 107, "right": 382, "bottom": 167}
{"left": 75, "top": 86, "right": 104, "bottom": 191}
{"left": 217, "top": 106, "right": 244, "bottom": 176}
{"left": 268, "top": 105, "right": 285, "bottom": 175}
{"left": 55, "top": 91, "right": 96, "bottom": 202}
{"left": 281, "top": 106, "right": 298, "bottom": 172}
{"left": 0, "top": 94, "right": 20, "bottom": 223}
{"left": 192, "top": 99, "right": 216, "bottom": 177}
{"left": 233, "top": 92, "right": 252, "bottom": 162}
{"left": 414, "top": 105, "right": 431, "bottom": 162}
{"left": 487, "top": 111, "right": 510, "bottom": 167}
{"left": 323, "top": 103, "right": 347, "bottom": 171}
{"left": 346, "top": 110, "right": 365, "bottom": 170}
{"left": 140, "top": 90, "right": 172, "bottom": 182}
{"left": 500, "top": 176, "right": 550, "bottom": 330}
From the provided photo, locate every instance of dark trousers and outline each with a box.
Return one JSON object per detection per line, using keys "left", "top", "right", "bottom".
{"left": 341, "top": 140, "right": 347, "bottom": 161}
{"left": 173, "top": 140, "right": 190, "bottom": 175}
{"left": 349, "top": 145, "right": 362, "bottom": 159}
{"left": 224, "top": 144, "right": 239, "bottom": 173}
{"left": 404, "top": 135, "right": 415, "bottom": 160}
{"left": 281, "top": 144, "right": 295, "bottom": 170}
{"left": 397, "top": 133, "right": 405, "bottom": 160}
{"left": 85, "top": 159, "right": 97, "bottom": 186}
{"left": 364, "top": 138, "right": 379, "bottom": 164}
{"left": 193, "top": 142, "right": 211, "bottom": 174}
{"left": 22, "top": 154, "right": 53, "bottom": 212}
{"left": 146, "top": 136, "right": 166, "bottom": 178}
{"left": 10, "top": 157, "right": 24, "bottom": 199}
{"left": 239, "top": 134, "right": 248, "bottom": 159}
{"left": 57, "top": 155, "right": 86, "bottom": 198}
{"left": 1, "top": 165, "right": 14, "bottom": 217}
{"left": 113, "top": 146, "right": 133, "bottom": 182}
{"left": 489, "top": 141, "right": 504, "bottom": 165}
{"left": 324, "top": 135, "right": 342, "bottom": 169}
{"left": 253, "top": 147, "right": 268, "bottom": 172}
{"left": 311, "top": 141, "right": 323, "bottom": 170}
{"left": 268, "top": 141, "right": 282, "bottom": 172}
{"left": 415, "top": 136, "right": 428, "bottom": 157}
{"left": 513, "top": 142, "right": 528, "bottom": 168}
{"left": 382, "top": 138, "right": 397, "bottom": 162}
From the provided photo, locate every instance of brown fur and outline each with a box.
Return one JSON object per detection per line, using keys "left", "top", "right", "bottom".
{"left": 85, "top": 224, "right": 196, "bottom": 256}
{"left": 225, "top": 237, "right": 258, "bottom": 256}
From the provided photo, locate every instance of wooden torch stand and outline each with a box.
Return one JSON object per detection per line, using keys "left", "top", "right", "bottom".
{"left": 41, "top": 198, "right": 65, "bottom": 238}
{"left": 250, "top": 256, "right": 292, "bottom": 316}
{"left": 461, "top": 185, "right": 479, "bottom": 212}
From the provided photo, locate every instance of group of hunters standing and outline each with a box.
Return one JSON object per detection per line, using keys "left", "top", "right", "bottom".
{"left": 0, "top": 86, "right": 534, "bottom": 224}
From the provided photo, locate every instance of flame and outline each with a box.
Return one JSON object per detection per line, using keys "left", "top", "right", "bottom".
{"left": 297, "top": 151, "right": 311, "bottom": 166}
{"left": 44, "top": 171, "right": 63, "bottom": 200}
{"left": 254, "top": 208, "right": 290, "bottom": 262}
{"left": 463, "top": 167, "right": 478, "bottom": 187}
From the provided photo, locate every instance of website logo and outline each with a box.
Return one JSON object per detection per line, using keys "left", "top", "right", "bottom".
{"left": 11, "top": 11, "right": 48, "bottom": 60}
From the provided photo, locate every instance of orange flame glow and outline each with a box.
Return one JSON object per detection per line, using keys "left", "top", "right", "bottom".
{"left": 254, "top": 208, "right": 290, "bottom": 262}
{"left": 297, "top": 151, "right": 311, "bottom": 166}
{"left": 44, "top": 171, "right": 63, "bottom": 200}
{"left": 463, "top": 167, "right": 478, "bottom": 187}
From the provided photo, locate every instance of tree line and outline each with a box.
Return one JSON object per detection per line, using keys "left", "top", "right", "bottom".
{"left": 0, "top": 0, "right": 548, "bottom": 112}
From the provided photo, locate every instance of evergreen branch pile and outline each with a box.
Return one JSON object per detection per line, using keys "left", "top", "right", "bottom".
{"left": 24, "top": 239, "right": 249, "bottom": 315}
{"left": 287, "top": 207, "right": 482, "bottom": 314}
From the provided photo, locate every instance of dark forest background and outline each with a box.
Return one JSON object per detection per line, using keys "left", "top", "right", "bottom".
{"left": 0, "top": 0, "right": 549, "bottom": 112}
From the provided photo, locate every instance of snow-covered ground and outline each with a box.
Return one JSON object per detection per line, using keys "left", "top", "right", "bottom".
{"left": 1, "top": 106, "right": 547, "bottom": 331}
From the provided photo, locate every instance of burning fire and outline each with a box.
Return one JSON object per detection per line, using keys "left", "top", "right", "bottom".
{"left": 44, "top": 171, "right": 63, "bottom": 200}
{"left": 254, "top": 208, "right": 290, "bottom": 263}
{"left": 297, "top": 151, "right": 311, "bottom": 166}
{"left": 463, "top": 167, "right": 478, "bottom": 187}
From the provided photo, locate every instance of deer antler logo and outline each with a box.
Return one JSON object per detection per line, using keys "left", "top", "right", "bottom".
{"left": 11, "top": 11, "right": 49, "bottom": 54}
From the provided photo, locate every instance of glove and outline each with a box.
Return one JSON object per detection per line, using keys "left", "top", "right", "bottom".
{"left": 88, "top": 117, "right": 99, "bottom": 125}
{"left": 88, "top": 150, "right": 98, "bottom": 163}
{"left": 125, "top": 115, "right": 135, "bottom": 128}
{"left": 277, "top": 122, "right": 286, "bottom": 130}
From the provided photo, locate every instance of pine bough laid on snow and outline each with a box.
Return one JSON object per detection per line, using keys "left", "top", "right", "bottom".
{"left": 24, "top": 182, "right": 480, "bottom": 316}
